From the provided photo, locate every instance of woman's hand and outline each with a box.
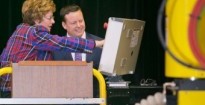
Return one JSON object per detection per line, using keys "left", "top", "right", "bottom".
{"left": 95, "top": 40, "right": 104, "bottom": 48}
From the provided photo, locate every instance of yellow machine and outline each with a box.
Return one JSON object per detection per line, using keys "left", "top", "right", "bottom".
{"left": 164, "top": 0, "right": 205, "bottom": 105}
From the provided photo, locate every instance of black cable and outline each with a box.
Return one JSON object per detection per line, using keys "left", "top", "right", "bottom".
{"left": 157, "top": 0, "right": 205, "bottom": 70}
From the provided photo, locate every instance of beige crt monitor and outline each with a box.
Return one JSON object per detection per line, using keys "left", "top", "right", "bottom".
{"left": 99, "top": 17, "right": 145, "bottom": 76}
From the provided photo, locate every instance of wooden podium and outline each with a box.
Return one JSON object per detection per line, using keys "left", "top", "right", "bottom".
{"left": 12, "top": 61, "right": 93, "bottom": 98}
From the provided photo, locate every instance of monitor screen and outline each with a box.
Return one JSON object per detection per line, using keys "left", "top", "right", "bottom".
{"left": 99, "top": 17, "right": 145, "bottom": 76}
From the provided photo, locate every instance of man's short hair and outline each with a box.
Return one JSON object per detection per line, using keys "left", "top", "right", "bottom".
{"left": 60, "top": 4, "right": 82, "bottom": 22}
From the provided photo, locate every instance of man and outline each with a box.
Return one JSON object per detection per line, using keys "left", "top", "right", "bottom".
{"left": 52, "top": 4, "right": 102, "bottom": 69}
{"left": 52, "top": 4, "right": 102, "bottom": 99}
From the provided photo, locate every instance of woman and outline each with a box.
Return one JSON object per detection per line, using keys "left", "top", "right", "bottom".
{"left": 0, "top": 0, "right": 104, "bottom": 98}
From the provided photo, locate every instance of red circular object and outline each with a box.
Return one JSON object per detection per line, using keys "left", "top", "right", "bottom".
{"left": 188, "top": 0, "right": 205, "bottom": 67}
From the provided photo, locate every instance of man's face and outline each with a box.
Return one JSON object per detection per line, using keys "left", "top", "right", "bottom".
{"left": 62, "top": 10, "right": 85, "bottom": 37}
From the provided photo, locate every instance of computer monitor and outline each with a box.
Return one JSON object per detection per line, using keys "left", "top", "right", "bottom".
{"left": 99, "top": 17, "right": 145, "bottom": 76}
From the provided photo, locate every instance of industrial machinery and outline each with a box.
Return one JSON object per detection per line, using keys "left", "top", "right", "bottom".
{"left": 99, "top": 17, "right": 147, "bottom": 105}
{"left": 158, "top": 0, "right": 205, "bottom": 105}
{"left": 99, "top": 17, "right": 163, "bottom": 105}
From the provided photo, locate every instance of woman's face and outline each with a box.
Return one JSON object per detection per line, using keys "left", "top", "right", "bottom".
{"left": 36, "top": 11, "right": 55, "bottom": 32}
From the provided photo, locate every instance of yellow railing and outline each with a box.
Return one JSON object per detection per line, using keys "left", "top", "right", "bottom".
{"left": 0, "top": 67, "right": 12, "bottom": 76}
{"left": 93, "top": 69, "right": 107, "bottom": 105}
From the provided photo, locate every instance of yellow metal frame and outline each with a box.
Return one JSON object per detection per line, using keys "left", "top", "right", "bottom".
{"left": 178, "top": 90, "right": 205, "bottom": 105}
{"left": 166, "top": 1, "right": 205, "bottom": 105}
{"left": 93, "top": 69, "right": 107, "bottom": 105}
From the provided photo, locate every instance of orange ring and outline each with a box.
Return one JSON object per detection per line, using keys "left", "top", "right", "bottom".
{"left": 189, "top": 0, "right": 205, "bottom": 67}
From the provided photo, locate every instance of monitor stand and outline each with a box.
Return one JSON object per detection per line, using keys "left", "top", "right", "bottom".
{"left": 106, "top": 76, "right": 130, "bottom": 88}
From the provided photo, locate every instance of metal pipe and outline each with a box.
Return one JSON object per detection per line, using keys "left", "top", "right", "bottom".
{"left": 93, "top": 69, "right": 106, "bottom": 105}
{"left": 0, "top": 67, "right": 12, "bottom": 76}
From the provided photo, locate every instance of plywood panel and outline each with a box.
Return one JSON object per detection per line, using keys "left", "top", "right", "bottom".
{"left": 12, "top": 61, "right": 93, "bottom": 98}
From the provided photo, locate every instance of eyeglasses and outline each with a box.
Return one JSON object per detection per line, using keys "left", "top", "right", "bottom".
{"left": 44, "top": 16, "right": 54, "bottom": 20}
